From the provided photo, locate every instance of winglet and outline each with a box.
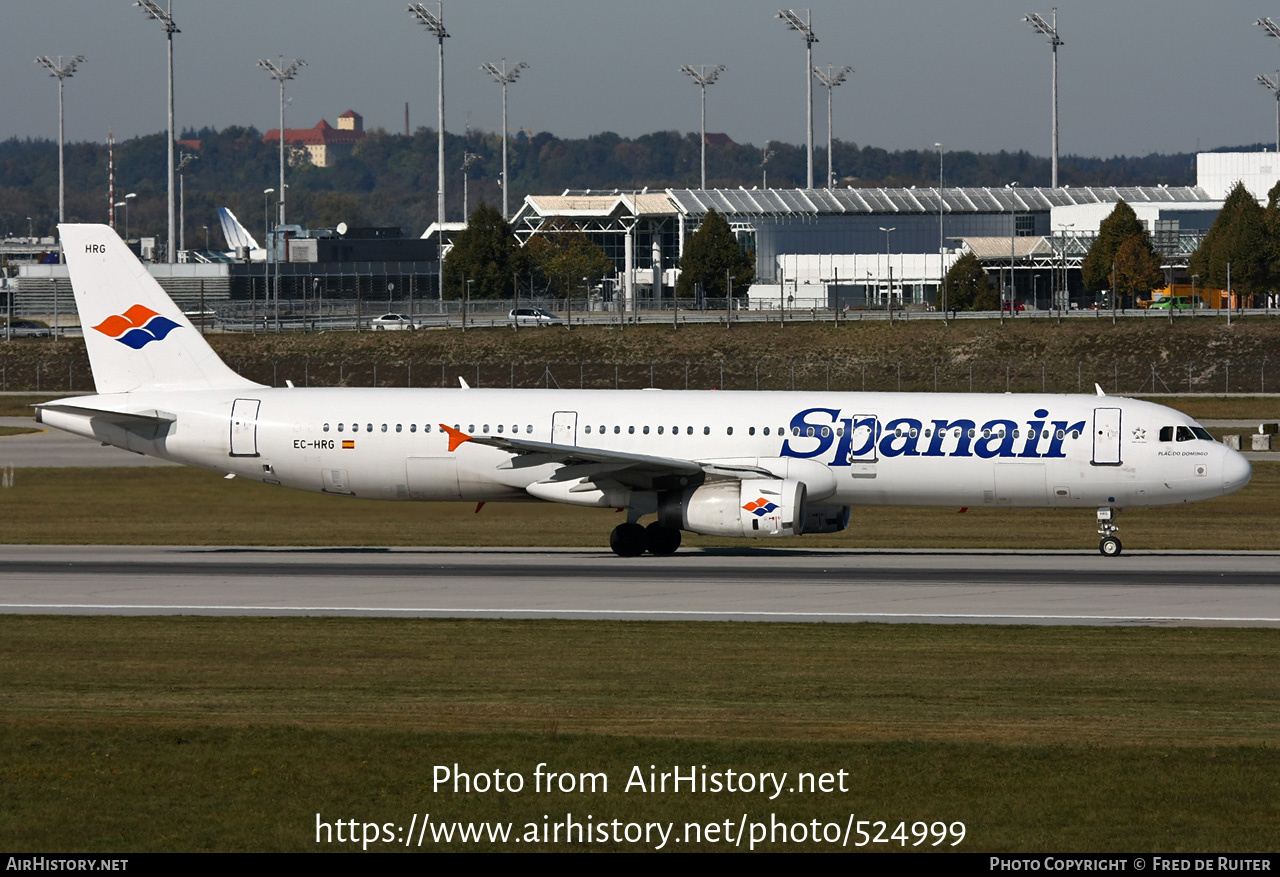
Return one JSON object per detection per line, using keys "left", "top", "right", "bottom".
{"left": 1095, "top": 383, "right": 1106, "bottom": 396}
{"left": 458, "top": 377, "right": 470, "bottom": 389}
{"left": 440, "top": 423, "right": 472, "bottom": 452}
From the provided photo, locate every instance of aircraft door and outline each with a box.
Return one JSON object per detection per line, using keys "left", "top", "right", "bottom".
{"left": 229, "top": 398, "right": 261, "bottom": 457}
{"left": 846, "top": 415, "right": 879, "bottom": 462}
{"left": 551, "top": 411, "right": 578, "bottom": 446}
{"left": 1092, "top": 407, "right": 1122, "bottom": 466}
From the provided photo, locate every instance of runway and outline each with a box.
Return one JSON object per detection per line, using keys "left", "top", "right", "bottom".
{"left": 2, "top": 545, "right": 1278, "bottom": 627}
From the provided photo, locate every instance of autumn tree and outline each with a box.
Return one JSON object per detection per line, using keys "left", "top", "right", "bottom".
{"left": 676, "top": 209, "right": 755, "bottom": 299}
{"left": 943, "top": 252, "right": 996, "bottom": 310}
{"left": 1081, "top": 200, "right": 1163, "bottom": 302}
{"left": 1189, "top": 182, "right": 1271, "bottom": 303}
{"left": 523, "top": 221, "right": 613, "bottom": 299}
{"left": 441, "top": 203, "right": 526, "bottom": 299}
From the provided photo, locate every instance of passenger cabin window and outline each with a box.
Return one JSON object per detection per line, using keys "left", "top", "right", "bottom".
{"left": 323, "top": 423, "right": 330, "bottom": 432}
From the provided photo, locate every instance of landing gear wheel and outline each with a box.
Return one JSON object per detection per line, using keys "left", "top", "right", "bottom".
{"left": 645, "top": 522, "right": 682, "bottom": 556}
{"left": 610, "top": 522, "right": 648, "bottom": 557}
{"left": 1099, "top": 536, "right": 1122, "bottom": 557}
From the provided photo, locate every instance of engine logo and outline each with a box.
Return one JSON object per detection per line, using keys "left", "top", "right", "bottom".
{"left": 742, "top": 497, "right": 779, "bottom": 516}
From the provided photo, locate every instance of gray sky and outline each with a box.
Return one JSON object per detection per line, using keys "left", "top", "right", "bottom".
{"left": 5, "top": 1, "right": 1280, "bottom": 157}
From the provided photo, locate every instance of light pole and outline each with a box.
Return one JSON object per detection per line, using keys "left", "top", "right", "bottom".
{"left": 34, "top": 55, "right": 85, "bottom": 225}
{"left": 777, "top": 9, "right": 818, "bottom": 189}
{"left": 1023, "top": 8, "right": 1062, "bottom": 188}
{"left": 258, "top": 56, "right": 306, "bottom": 227}
{"left": 761, "top": 142, "right": 776, "bottom": 188}
{"left": 134, "top": 0, "right": 179, "bottom": 262}
{"left": 812, "top": 64, "right": 851, "bottom": 188}
{"left": 1006, "top": 181, "right": 1021, "bottom": 324}
{"left": 263, "top": 188, "right": 274, "bottom": 333}
{"left": 177, "top": 151, "right": 196, "bottom": 254}
{"left": 123, "top": 193, "right": 136, "bottom": 240}
{"left": 680, "top": 64, "right": 725, "bottom": 190}
{"left": 26, "top": 216, "right": 33, "bottom": 242}
{"left": 481, "top": 58, "right": 528, "bottom": 219}
{"left": 936, "top": 142, "right": 946, "bottom": 320}
{"left": 879, "top": 226, "right": 896, "bottom": 322}
{"left": 409, "top": 2, "right": 448, "bottom": 235}
{"left": 460, "top": 151, "right": 480, "bottom": 220}
{"left": 202, "top": 224, "right": 208, "bottom": 250}
{"left": 1258, "top": 70, "right": 1280, "bottom": 153}
{"left": 1057, "top": 221, "right": 1074, "bottom": 318}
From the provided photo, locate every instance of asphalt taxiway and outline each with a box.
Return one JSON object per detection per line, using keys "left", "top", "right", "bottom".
{"left": 1, "top": 545, "right": 1277, "bottom": 627}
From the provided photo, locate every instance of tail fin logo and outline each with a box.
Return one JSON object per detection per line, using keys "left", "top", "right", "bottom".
{"left": 93, "top": 304, "right": 181, "bottom": 349}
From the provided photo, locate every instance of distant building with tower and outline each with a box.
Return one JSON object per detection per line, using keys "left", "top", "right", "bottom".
{"left": 263, "top": 110, "right": 365, "bottom": 168}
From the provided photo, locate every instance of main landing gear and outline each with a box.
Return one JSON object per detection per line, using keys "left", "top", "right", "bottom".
{"left": 1096, "top": 507, "right": 1122, "bottom": 557}
{"left": 610, "top": 521, "right": 682, "bottom": 557}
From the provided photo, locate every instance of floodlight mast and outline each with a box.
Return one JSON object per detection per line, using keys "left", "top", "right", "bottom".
{"left": 481, "top": 58, "right": 528, "bottom": 219}
{"left": 1023, "top": 8, "right": 1062, "bottom": 188}
{"left": 1259, "top": 72, "right": 1280, "bottom": 154}
{"left": 34, "top": 55, "right": 85, "bottom": 225}
{"left": 812, "top": 64, "right": 851, "bottom": 189}
{"left": 778, "top": 9, "right": 818, "bottom": 189}
{"left": 460, "top": 151, "right": 480, "bottom": 219}
{"left": 134, "top": 0, "right": 178, "bottom": 262}
{"left": 258, "top": 56, "right": 306, "bottom": 228}
{"left": 680, "top": 64, "right": 725, "bottom": 190}
{"left": 1256, "top": 20, "right": 1280, "bottom": 150}
{"left": 409, "top": 2, "right": 449, "bottom": 236}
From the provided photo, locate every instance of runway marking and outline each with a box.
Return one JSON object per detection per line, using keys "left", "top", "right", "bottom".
{"left": 2, "top": 603, "right": 1279, "bottom": 623}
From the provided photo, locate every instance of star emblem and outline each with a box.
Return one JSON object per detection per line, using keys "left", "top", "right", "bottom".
{"left": 1132, "top": 427, "right": 1147, "bottom": 441}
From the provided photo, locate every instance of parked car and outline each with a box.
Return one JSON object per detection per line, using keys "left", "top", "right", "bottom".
{"left": 370, "top": 313, "right": 416, "bottom": 331}
{"left": 1149, "top": 296, "right": 1200, "bottom": 310}
{"left": 1000, "top": 301, "right": 1026, "bottom": 312}
{"left": 509, "top": 307, "right": 562, "bottom": 326}
{"left": 4, "top": 320, "right": 50, "bottom": 338}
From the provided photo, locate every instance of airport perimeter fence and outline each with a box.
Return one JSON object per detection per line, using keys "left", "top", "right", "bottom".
{"left": 2, "top": 353, "right": 1275, "bottom": 397}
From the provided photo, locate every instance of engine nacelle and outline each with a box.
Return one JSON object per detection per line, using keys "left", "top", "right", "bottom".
{"left": 802, "top": 505, "right": 850, "bottom": 534}
{"left": 659, "top": 478, "right": 807, "bottom": 538}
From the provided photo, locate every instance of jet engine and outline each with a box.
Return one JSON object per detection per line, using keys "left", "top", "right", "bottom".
{"left": 658, "top": 478, "right": 807, "bottom": 537}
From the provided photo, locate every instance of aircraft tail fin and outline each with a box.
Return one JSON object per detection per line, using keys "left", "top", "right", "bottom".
{"left": 60, "top": 223, "right": 262, "bottom": 394}
{"left": 217, "top": 207, "right": 260, "bottom": 252}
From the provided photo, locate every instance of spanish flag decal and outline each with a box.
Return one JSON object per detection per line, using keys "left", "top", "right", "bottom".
{"left": 342, "top": 440, "right": 355, "bottom": 449}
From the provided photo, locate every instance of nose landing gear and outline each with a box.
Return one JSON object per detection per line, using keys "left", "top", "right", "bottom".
{"left": 1097, "top": 507, "right": 1122, "bottom": 557}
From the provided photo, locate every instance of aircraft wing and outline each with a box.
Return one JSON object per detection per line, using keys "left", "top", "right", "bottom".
{"left": 440, "top": 424, "right": 780, "bottom": 486}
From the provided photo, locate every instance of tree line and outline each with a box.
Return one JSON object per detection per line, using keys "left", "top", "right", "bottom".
{"left": 1, "top": 122, "right": 1224, "bottom": 244}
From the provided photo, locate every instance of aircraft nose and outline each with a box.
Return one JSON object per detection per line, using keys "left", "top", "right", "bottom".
{"left": 1222, "top": 448, "right": 1253, "bottom": 495}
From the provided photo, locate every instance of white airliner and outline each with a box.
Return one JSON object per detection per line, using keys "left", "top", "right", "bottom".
{"left": 40, "top": 224, "right": 1253, "bottom": 557}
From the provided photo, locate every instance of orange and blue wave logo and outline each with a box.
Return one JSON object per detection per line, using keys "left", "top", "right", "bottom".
{"left": 742, "top": 497, "right": 778, "bottom": 517}
{"left": 93, "top": 304, "right": 181, "bottom": 349}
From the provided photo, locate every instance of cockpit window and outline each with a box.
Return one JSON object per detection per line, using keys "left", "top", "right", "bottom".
{"left": 1159, "top": 426, "right": 1174, "bottom": 442}
{"left": 1177, "top": 426, "right": 1195, "bottom": 442}
{"left": 1192, "top": 426, "right": 1213, "bottom": 442}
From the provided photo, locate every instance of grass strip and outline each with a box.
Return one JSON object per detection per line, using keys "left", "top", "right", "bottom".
{"left": 1, "top": 463, "right": 1277, "bottom": 549}
{"left": 2, "top": 617, "right": 1278, "bottom": 852}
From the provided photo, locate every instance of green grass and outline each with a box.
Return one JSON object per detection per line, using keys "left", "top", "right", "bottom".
{"left": 1, "top": 463, "right": 1278, "bottom": 549}
{"left": 3, "top": 617, "right": 1279, "bottom": 851}
{"left": 0, "top": 425, "right": 39, "bottom": 436}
